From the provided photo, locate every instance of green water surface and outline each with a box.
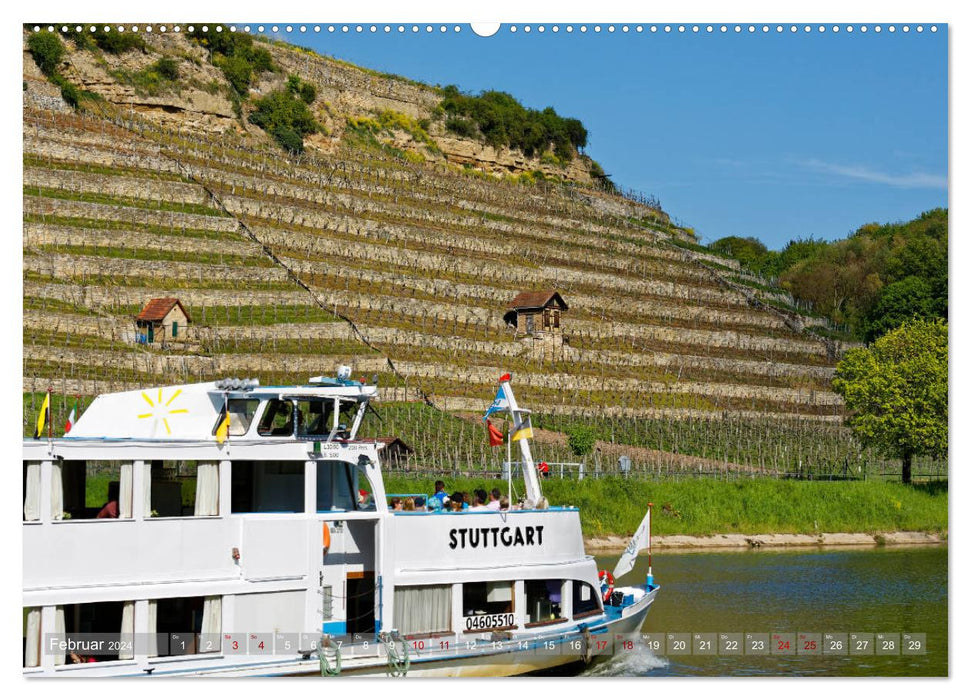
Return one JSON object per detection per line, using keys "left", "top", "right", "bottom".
{"left": 588, "top": 545, "right": 947, "bottom": 677}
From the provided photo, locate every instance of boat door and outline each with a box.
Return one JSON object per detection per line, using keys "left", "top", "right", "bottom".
{"left": 316, "top": 460, "right": 378, "bottom": 638}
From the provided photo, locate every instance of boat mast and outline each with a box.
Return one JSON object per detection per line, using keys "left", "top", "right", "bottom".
{"left": 499, "top": 376, "right": 543, "bottom": 504}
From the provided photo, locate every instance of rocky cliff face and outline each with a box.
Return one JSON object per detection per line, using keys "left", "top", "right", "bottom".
{"left": 25, "top": 28, "right": 602, "bottom": 185}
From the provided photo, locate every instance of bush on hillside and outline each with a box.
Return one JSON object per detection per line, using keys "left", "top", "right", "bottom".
{"left": 27, "top": 32, "right": 64, "bottom": 76}
{"left": 154, "top": 56, "right": 180, "bottom": 81}
{"left": 188, "top": 25, "right": 275, "bottom": 97}
{"left": 249, "top": 88, "right": 319, "bottom": 154}
{"left": 216, "top": 54, "right": 252, "bottom": 95}
{"left": 439, "top": 86, "right": 588, "bottom": 161}
{"left": 91, "top": 27, "right": 146, "bottom": 54}
{"left": 286, "top": 74, "right": 317, "bottom": 104}
{"left": 566, "top": 425, "right": 597, "bottom": 458}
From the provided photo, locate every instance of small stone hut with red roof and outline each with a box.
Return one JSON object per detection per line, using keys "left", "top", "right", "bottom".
{"left": 503, "top": 290, "right": 569, "bottom": 338}
{"left": 135, "top": 298, "right": 191, "bottom": 345}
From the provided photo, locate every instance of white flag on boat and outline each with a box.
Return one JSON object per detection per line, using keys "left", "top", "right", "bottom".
{"left": 612, "top": 507, "right": 651, "bottom": 580}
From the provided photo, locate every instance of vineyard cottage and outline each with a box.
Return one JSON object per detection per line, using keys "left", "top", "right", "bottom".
{"left": 504, "top": 290, "right": 569, "bottom": 338}
{"left": 135, "top": 298, "right": 191, "bottom": 345}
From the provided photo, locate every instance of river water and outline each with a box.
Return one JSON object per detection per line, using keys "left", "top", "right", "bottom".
{"left": 587, "top": 545, "right": 947, "bottom": 677}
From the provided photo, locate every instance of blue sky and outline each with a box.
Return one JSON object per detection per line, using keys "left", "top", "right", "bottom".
{"left": 268, "top": 23, "right": 947, "bottom": 249}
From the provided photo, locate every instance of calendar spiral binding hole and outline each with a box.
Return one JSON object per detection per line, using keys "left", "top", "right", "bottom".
{"left": 32, "top": 24, "right": 938, "bottom": 36}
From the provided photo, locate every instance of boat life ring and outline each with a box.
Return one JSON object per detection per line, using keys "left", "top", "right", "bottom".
{"left": 322, "top": 522, "right": 331, "bottom": 552}
{"left": 598, "top": 570, "right": 615, "bottom": 603}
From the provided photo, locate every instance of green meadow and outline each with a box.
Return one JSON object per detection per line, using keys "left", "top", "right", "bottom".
{"left": 384, "top": 475, "right": 948, "bottom": 538}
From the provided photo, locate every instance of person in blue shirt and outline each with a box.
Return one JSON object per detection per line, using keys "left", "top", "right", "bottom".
{"left": 428, "top": 480, "right": 450, "bottom": 511}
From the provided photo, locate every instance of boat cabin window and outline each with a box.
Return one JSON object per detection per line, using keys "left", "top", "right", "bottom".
{"left": 393, "top": 585, "right": 452, "bottom": 637}
{"left": 148, "top": 461, "right": 219, "bottom": 518}
{"left": 572, "top": 580, "right": 601, "bottom": 617}
{"left": 231, "top": 461, "right": 304, "bottom": 513}
{"left": 153, "top": 596, "right": 221, "bottom": 656}
{"left": 257, "top": 399, "right": 295, "bottom": 437}
{"left": 211, "top": 398, "right": 260, "bottom": 437}
{"left": 296, "top": 398, "right": 333, "bottom": 438}
{"left": 316, "top": 461, "right": 357, "bottom": 511}
{"left": 525, "top": 579, "right": 564, "bottom": 625}
{"left": 58, "top": 601, "right": 131, "bottom": 664}
{"left": 336, "top": 400, "right": 357, "bottom": 438}
{"left": 462, "top": 581, "right": 515, "bottom": 630}
{"left": 52, "top": 461, "right": 134, "bottom": 521}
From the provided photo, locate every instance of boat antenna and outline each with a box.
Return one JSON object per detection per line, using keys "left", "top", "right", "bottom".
{"left": 366, "top": 402, "right": 384, "bottom": 424}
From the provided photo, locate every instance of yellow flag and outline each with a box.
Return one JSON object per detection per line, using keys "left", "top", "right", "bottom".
{"left": 34, "top": 391, "right": 50, "bottom": 439}
{"left": 511, "top": 419, "right": 533, "bottom": 442}
{"left": 215, "top": 410, "right": 231, "bottom": 444}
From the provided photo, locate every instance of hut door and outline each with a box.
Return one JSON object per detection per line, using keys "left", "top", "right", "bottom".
{"left": 525, "top": 314, "right": 534, "bottom": 335}
{"left": 147, "top": 325, "right": 154, "bottom": 343}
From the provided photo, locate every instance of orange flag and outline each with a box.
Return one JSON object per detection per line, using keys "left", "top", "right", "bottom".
{"left": 486, "top": 419, "right": 504, "bottom": 447}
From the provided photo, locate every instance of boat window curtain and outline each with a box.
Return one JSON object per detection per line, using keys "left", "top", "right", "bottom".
{"left": 53, "top": 606, "right": 66, "bottom": 666}
{"left": 24, "top": 608, "right": 41, "bottom": 667}
{"left": 147, "top": 601, "right": 158, "bottom": 657}
{"left": 119, "top": 463, "right": 133, "bottom": 519}
{"left": 24, "top": 462, "right": 41, "bottom": 521}
{"left": 393, "top": 585, "right": 452, "bottom": 636}
{"left": 194, "top": 464, "right": 219, "bottom": 517}
{"left": 118, "top": 602, "right": 135, "bottom": 660}
{"left": 50, "top": 463, "right": 63, "bottom": 521}
{"left": 201, "top": 596, "right": 222, "bottom": 652}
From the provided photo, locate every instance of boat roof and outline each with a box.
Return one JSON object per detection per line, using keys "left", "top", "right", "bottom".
{"left": 64, "top": 379, "right": 377, "bottom": 441}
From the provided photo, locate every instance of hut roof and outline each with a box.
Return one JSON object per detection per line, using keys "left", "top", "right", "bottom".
{"left": 373, "top": 437, "right": 415, "bottom": 454}
{"left": 507, "top": 290, "right": 568, "bottom": 311}
{"left": 136, "top": 298, "right": 192, "bottom": 323}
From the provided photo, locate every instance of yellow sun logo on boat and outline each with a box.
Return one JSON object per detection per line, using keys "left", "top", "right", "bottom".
{"left": 136, "top": 388, "right": 189, "bottom": 436}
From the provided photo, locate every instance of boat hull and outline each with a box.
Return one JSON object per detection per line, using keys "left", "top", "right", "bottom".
{"left": 206, "top": 586, "right": 658, "bottom": 678}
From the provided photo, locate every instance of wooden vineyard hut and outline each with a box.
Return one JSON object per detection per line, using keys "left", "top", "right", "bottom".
{"left": 503, "top": 290, "right": 569, "bottom": 338}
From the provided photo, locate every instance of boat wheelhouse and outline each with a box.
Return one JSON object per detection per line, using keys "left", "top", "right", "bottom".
{"left": 23, "top": 371, "right": 658, "bottom": 677}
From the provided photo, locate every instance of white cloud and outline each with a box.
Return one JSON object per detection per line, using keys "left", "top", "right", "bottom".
{"left": 802, "top": 159, "right": 947, "bottom": 189}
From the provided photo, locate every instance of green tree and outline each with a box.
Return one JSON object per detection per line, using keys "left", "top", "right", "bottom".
{"left": 709, "top": 236, "right": 772, "bottom": 273}
{"left": 566, "top": 425, "right": 597, "bottom": 459}
{"left": 861, "top": 276, "right": 936, "bottom": 343}
{"left": 832, "top": 319, "right": 947, "bottom": 483}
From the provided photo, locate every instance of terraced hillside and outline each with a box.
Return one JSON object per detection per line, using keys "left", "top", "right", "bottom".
{"left": 23, "top": 28, "right": 894, "bottom": 476}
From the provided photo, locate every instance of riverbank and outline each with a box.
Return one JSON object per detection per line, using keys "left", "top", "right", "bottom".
{"left": 384, "top": 475, "right": 948, "bottom": 538}
{"left": 585, "top": 530, "right": 947, "bottom": 552}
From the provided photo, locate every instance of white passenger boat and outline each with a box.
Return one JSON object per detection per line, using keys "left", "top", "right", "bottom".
{"left": 22, "top": 370, "right": 658, "bottom": 677}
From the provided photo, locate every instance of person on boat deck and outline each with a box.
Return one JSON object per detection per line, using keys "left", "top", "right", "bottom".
{"left": 96, "top": 482, "right": 120, "bottom": 519}
{"left": 487, "top": 488, "right": 502, "bottom": 511}
{"left": 449, "top": 492, "right": 467, "bottom": 511}
{"left": 499, "top": 496, "right": 510, "bottom": 511}
{"left": 390, "top": 497, "right": 402, "bottom": 511}
{"left": 428, "top": 480, "right": 450, "bottom": 511}
{"left": 468, "top": 489, "right": 491, "bottom": 512}
{"left": 414, "top": 496, "right": 427, "bottom": 510}
{"left": 403, "top": 497, "right": 416, "bottom": 512}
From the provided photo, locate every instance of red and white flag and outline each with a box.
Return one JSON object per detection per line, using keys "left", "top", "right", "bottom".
{"left": 64, "top": 396, "right": 79, "bottom": 434}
